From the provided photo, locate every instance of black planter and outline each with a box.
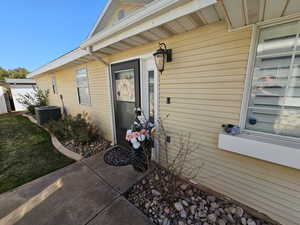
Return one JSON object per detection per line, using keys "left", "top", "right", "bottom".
{"left": 130, "top": 146, "right": 151, "bottom": 173}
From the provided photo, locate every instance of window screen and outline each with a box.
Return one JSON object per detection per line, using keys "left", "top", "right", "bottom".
{"left": 75, "top": 68, "right": 91, "bottom": 105}
{"left": 246, "top": 21, "right": 300, "bottom": 138}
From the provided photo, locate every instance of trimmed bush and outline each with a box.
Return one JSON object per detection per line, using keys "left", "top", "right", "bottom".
{"left": 46, "top": 112, "right": 100, "bottom": 145}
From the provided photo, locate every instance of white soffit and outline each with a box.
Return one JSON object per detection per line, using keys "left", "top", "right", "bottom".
{"left": 201, "top": 5, "right": 220, "bottom": 24}
{"left": 221, "top": 0, "right": 300, "bottom": 29}
{"left": 222, "top": 0, "right": 246, "bottom": 28}
{"left": 264, "top": 0, "right": 288, "bottom": 20}
{"left": 284, "top": 0, "right": 300, "bottom": 16}
{"left": 81, "top": 0, "right": 217, "bottom": 50}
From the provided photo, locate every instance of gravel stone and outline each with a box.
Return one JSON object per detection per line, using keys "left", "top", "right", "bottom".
{"left": 182, "top": 200, "right": 189, "bottom": 207}
{"left": 180, "top": 184, "right": 189, "bottom": 190}
{"left": 164, "top": 207, "right": 170, "bottom": 214}
{"left": 207, "top": 195, "right": 216, "bottom": 202}
{"left": 180, "top": 210, "right": 188, "bottom": 218}
{"left": 236, "top": 207, "right": 244, "bottom": 217}
{"left": 208, "top": 213, "right": 217, "bottom": 223}
{"left": 163, "top": 218, "right": 170, "bottom": 225}
{"left": 248, "top": 219, "right": 257, "bottom": 225}
{"left": 241, "top": 217, "right": 247, "bottom": 225}
{"left": 126, "top": 166, "right": 278, "bottom": 225}
{"left": 229, "top": 207, "right": 236, "bottom": 214}
{"left": 152, "top": 189, "right": 161, "bottom": 196}
{"left": 155, "top": 174, "right": 160, "bottom": 181}
{"left": 178, "top": 221, "right": 185, "bottom": 225}
{"left": 190, "top": 205, "right": 197, "bottom": 215}
{"left": 175, "top": 202, "right": 184, "bottom": 211}
{"left": 218, "top": 219, "right": 227, "bottom": 225}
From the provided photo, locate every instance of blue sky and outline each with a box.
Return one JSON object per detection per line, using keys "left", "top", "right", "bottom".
{"left": 0, "top": 0, "right": 107, "bottom": 71}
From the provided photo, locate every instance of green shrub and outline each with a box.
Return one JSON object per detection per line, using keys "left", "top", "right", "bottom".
{"left": 17, "top": 87, "right": 49, "bottom": 114}
{"left": 46, "top": 112, "right": 100, "bottom": 145}
{"left": 46, "top": 119, "right": 69, "bottom": 141}
{"left": 27, "top": 105, "right": 36, "bottom": 114}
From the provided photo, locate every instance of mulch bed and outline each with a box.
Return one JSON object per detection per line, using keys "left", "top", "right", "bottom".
{"left": 63, "top": 139, "right": 111, "bottom": 158}
{"left": 125, "top": 166, "right": 279, "bottom": 225}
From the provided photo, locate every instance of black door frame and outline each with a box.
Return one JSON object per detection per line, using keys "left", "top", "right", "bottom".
{"left": 111, "top": 59, "right": 141, "bottom": 146}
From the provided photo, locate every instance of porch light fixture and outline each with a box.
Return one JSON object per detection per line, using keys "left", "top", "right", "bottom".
{"left": 153, "top": 42, "right": 172, "bottom": 73}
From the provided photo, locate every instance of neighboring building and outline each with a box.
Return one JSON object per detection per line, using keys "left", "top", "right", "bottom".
{"left": 27, "top": 0, "right": 300, "bottom": 224}
{"left": 0, "top": 84, "right": 9, "bottom": 114}
{"left": 5, "top": 78, "right": 36, "bottom": 111}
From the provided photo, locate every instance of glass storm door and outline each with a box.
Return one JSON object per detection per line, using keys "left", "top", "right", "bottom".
{"left": 111, "top": 59, "right": 140, "bottom": 146}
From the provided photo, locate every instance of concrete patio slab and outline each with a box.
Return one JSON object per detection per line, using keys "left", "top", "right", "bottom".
{"left": 82, "top": 151, "right": 147, "bottom": 193}
{"left": 0, "top": 162, "right": 119, "bottom": 225}
{"left": 87, "top": 197, "right": 153, "bottom": 225}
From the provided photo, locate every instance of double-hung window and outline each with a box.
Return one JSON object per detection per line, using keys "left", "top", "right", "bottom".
{"left": 245, "top": 21, "right": 300, "bottom": 139}
{"left": 75, "top": 68, "right": 91, "bottom": 105}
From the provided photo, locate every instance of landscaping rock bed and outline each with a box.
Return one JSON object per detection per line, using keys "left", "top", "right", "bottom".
{"left": 126, "top": 166, "right": 278, "bottom": 225}
{"left": 63, "top": 139, "right": 111, "bottom": 158}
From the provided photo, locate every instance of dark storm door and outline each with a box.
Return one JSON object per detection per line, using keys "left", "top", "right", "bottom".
{"left": 111, "top": 59, "right": 140, "bottom": 146}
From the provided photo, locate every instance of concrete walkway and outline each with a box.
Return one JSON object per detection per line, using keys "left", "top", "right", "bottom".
{"left": 0, "top": 152, "right": 153, "bottom": 225}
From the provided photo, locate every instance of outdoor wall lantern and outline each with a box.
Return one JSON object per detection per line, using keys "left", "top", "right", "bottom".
{"left": 153, "top": 42, "right": 172, "bottom": 73}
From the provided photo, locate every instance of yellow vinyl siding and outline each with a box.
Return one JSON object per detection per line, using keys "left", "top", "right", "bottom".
{"left": 36, "top": 61, "right": 112, "bottom": 141}
{"left": 35, "top": 22, "right": 300, "bottom": 225}
{"left": 159, "top": 23, "right": 300, "bottom": 225}
{"left": 110, "top": 22, "right": 300, "bottom": 225}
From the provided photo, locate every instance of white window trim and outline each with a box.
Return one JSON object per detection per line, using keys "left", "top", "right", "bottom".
{"left": 218, "top": 133, "right": 300, "bottom": 170}
{"left": 240, "top": 17, "right": 300, "bottom": 142}
{"left": 75, "top": 66, "right": 92, "bottom": 106}
{"left": 219, "top": 16, "right": 300, "bottom": 170}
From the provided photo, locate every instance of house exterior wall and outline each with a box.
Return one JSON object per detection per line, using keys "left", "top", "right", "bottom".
{"left": 36, "top": 61, "right": 113, "bottom": 141}
{"left": 35, "top": 22, "right": 300, "bottom": 225}
{"left": 0, "top": 86, "right": 8, "bottom": 114}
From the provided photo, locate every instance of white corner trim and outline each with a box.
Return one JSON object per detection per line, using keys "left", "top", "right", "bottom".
{"left": 218, "top": 133, "right": 300, "bottom": 170}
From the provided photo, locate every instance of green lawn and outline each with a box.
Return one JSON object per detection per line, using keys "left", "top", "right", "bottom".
{"left": 0, "top": 113, "right": 74, "bottom": 194}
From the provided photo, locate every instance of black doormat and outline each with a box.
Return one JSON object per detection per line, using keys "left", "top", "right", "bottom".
{"left": 103, "top": 146, "right": 132, "bottom": 167}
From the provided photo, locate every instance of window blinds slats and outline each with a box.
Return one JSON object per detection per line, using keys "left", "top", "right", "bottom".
{"left": 75, "top": 68, "right": 91, "bottom": 105}
{"left": 246, "top": 21, "right": 300, "bottom": 138}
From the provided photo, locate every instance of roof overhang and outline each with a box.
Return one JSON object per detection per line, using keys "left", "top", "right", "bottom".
{"left": 5, "top": 78, "right": 36, "bottom": 85}
{"left": 219, "top": 0, "right": 300, "bottom": 29}
{"left": 27, "top": 0, "right": 300, "bottom": 79}
{"left": 27, "top": 0, "right": 218, "bottom": 78}
{"left": 27, "top": 48, "right": 90, "bottom": 78}
{"left": 81, "top": 0, "right": 217, "bottom": 50}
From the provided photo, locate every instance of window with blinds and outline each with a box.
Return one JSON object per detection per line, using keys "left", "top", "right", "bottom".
{"left": 246, "top": 21, "right": 300, "bottom": 138}
{"left": 75, "top": 68, "right": 91, "bottom": 105}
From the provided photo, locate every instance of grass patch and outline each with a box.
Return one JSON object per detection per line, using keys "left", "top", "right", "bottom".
{"left": 0, "top": 113, "right": 74, "bottom": 194}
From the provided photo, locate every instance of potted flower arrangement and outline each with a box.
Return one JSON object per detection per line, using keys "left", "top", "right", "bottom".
{"left": 126, "top": 108, "right": 155, "bottom": 172}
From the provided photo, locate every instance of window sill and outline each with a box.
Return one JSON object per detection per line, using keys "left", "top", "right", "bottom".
{"left": 79, "top": 103, "right": 92, "bottom": 107}
{"left": 218, "top": 132, "right": 300, "bottom": 170}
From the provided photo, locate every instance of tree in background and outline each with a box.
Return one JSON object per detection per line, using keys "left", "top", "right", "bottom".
{"left": 0, "top": 67, "right": 29, "bottom": 81}
{"left": 0, "top": 67, "right": 9, "bottom": 80}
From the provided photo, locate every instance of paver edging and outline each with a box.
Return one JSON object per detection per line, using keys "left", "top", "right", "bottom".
{"left": 22, "top": 113, "right": 83, "bottom": 161}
